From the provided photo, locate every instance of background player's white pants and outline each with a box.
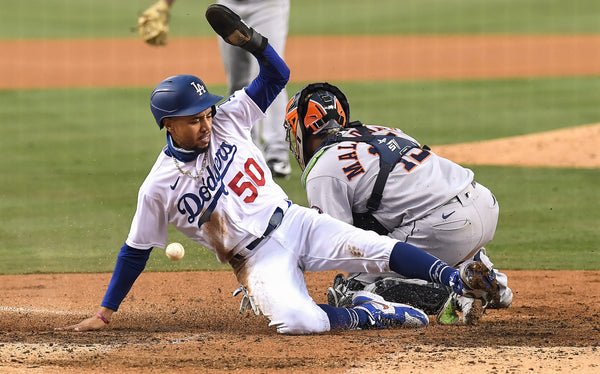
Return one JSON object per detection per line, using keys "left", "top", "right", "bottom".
{"left": 217, "top": 0, "right": 290, "bottom": 163}
{"left": 235, "top": 204, "right": 399, "bottom": 334}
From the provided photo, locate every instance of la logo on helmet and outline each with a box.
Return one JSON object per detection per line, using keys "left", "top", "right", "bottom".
{"left": 190, "top": 81, "right": 207, "bottom": 96}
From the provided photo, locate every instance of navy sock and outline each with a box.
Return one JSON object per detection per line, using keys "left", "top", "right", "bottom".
{"left": 318, "top": 304, "right": 370, "bottom": 330}
{"left": 389, "top": 242, "right": 457, "bottom": 287}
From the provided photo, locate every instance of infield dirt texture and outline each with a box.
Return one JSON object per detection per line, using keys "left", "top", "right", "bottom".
{"left": 1, "top": 36, "right": 599, "bottom": 373}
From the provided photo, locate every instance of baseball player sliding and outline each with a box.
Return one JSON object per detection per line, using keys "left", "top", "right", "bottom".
{"left": 283, "top": 83, "right": 513, "bottom": 324}
{"left": 57, "top": 4, "right": 499, "bottom": 334}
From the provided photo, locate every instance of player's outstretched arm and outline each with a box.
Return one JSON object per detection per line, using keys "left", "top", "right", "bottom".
{"left": 56, "top": 245, "right": 151, "bottom": 332}
{"left": 55, "top": 307, "right": 114, "bottom": 332}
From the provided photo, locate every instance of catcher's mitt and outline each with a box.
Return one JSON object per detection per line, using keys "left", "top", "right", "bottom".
{"left": 138, "top": 0, "right": 170, "bottom": 46}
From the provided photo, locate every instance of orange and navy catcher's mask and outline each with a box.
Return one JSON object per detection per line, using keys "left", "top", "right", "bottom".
{"left": 284, "top": 82, "right": 350, "bottom": 170}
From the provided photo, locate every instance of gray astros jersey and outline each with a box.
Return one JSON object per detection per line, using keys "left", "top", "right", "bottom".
{"left": 303, "top": 125, "right": 474, "bottom": 233}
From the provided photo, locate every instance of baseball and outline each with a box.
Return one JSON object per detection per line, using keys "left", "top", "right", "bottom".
{"left": 165, "top": 242, "right": 185, "bottom": 261}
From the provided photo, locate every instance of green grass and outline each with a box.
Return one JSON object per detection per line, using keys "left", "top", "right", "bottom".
{"left": 290, "top": 0, "right": 600, "bottom": 35}
{"left": 291, "top": 77, "right": 600, "bottom": 144}
{"left": 1, "top": 0, "right": 598, "bottom": 274}
{"left": 472, "top": 166, "right": 600, "bottom": 270}
{"left": 0, "top": 84, "right": 231, "bottom": 274}
{"left": 2, "top": 0, "right": 600, "bottom": 39}
{"left": 1, "top": 77, "right": 598, "bottom": 274}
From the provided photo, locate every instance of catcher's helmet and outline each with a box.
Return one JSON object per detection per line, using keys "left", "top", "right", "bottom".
{"left": 284, "top": 82, "right": 349, "bottom": 170}
{"left": 150, "top": 75, "right": 223, "bottom": 129}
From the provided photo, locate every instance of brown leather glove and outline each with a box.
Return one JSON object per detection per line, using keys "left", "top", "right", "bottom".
{"left": 138, "top": 0, "right": 170, "bottom": 46}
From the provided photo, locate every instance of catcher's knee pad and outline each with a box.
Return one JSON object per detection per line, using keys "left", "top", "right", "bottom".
{"left": 364, "top": 278, "right": 451, "bottom": 315}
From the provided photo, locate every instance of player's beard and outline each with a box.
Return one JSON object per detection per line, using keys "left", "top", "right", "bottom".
{"left": 172, "top": 141, "right": 208, "bottom": 156}
{"left": 192, "top": 131, "right": 211, "bottom": 154}
{"left": 170, "top": 132, "right": 210, "bottom": 155}
{"left": 193, "top": 142, "right": 210, "bottom": 154}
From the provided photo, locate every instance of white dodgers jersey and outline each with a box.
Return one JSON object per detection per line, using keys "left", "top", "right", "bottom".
{"left": 126, "top": 89, "right": 289, "bottom": 263}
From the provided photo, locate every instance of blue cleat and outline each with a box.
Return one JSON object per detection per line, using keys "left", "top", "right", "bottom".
{"left": 352, "top": 291, "right": 429, "bottom": 329}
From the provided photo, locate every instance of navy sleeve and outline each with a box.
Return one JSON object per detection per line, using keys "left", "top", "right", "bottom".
{"left": 245, "top": 43, "right": 290, "bottom": 113}
{"left": 101, "top": 243, "right": 152, "bottom": 311}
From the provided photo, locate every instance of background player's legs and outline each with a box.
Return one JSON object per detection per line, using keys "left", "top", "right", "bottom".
{"left": 245, "top": 1, "right": 290, "bottom": 171}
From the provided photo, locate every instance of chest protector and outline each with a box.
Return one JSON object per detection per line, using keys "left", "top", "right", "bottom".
{"left": 320, "top": 122, "right": 425, "bottom": 234}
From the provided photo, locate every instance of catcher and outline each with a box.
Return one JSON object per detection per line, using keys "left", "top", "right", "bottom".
{"left": 283, "top": 83, "right": 513, "bottom": 325}
{"left": 137, "top": 0, "right": 174, "bottom": 46}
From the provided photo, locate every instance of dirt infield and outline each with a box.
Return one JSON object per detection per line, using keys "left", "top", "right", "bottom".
{"left": 1, "top": 35, "right": 599, "bottom": 373}
{"left": 433, "top": 122, "right": 600, "bottom": 169}
{"left": 1, "top": 270, "right": 600, "bottom": 373}
{"left": 3, "top": 35, "right": 600, "bottom": 89}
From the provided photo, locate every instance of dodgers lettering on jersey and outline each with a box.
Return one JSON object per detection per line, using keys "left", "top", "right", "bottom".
{"left": 126, "top": 90, "right": 289, "bottom": 263}
{"left": 305, "top": 125, "right": 474, "bottom": 230}
{"left": 177, "top": 142, "right": 237, "bottom": 227}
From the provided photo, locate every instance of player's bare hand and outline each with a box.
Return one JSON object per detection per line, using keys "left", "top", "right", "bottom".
{"left": 55, "top": 316, "right": 106, "bottom": 332}
{"left": 55, "top": 308, "right": 113, "bottom": 332}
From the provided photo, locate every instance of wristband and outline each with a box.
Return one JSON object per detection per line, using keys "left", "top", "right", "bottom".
{"left": 96, "top": 312, "right": 110, "bottom": 324}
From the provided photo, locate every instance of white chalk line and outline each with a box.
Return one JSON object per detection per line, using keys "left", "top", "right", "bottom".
{"left": 0, "top": 306, "right": 87, "bottom": 316}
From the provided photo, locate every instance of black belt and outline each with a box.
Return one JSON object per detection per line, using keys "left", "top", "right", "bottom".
{"left": 246, "top": 206, "right": 285, "bottom": 251}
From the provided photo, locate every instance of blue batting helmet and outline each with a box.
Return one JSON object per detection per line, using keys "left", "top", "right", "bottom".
{"left": 150, "top": 75, "right": 224, "bottom": 129}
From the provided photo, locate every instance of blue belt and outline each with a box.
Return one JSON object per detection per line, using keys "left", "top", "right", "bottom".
{"left": 445, "top": 181, "right": 477, "bottom": 206}
{"left": 246, "top": 206, "right": 285, "bottom": 251}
